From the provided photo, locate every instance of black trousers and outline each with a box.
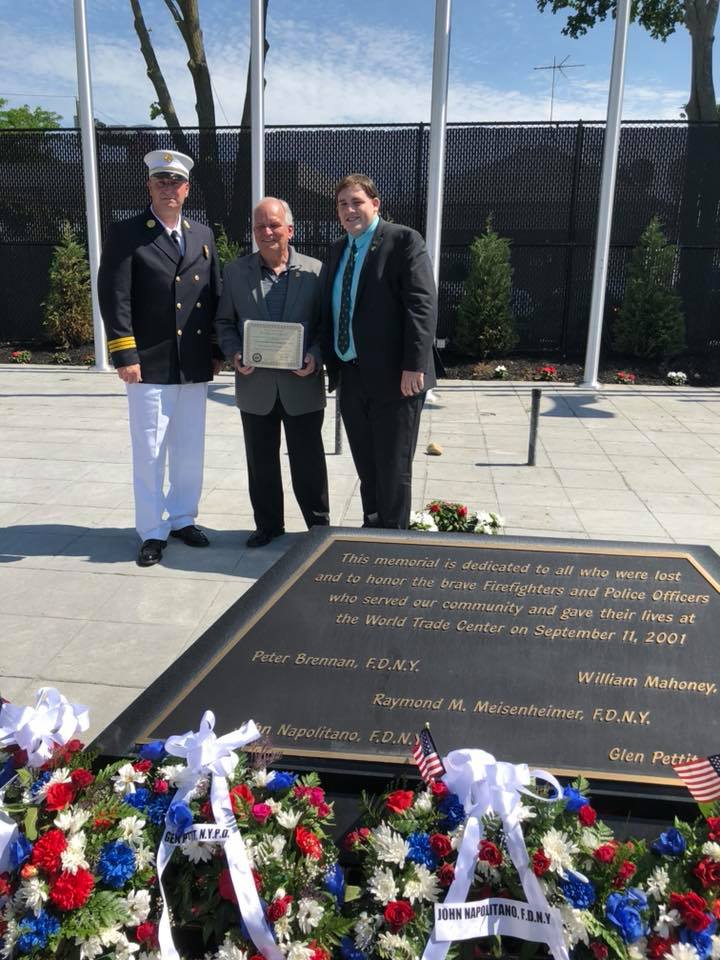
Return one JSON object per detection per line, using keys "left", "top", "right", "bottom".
{"left": 338, "top": 363, "right": 424, "bottom": 529}
{"left": 240, "top": 398, "right": 329, "bottom": 533}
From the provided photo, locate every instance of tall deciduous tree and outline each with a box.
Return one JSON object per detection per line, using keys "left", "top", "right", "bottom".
{"left": 535, "top": 0, "right": 718, "bottom": 121}
{"left": 0, "top": 99, "right": 62, "bottom": 129}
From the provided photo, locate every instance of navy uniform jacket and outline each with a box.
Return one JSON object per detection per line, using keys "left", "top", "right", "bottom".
{"left": 98, "top": 208, "right": 222, "bottom": 383}
{"left": 321, "top": 219, "right": 437, "bottom": 401}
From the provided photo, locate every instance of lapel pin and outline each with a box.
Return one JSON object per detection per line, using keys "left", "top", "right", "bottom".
{"left": 146, "top": 219, "right": 156, "bottom": 229}
{"left": 183, "top": 219, "right": 190, "bottom": 230}
{"left": 202, "top": 243, "right": 209, "bottom": 259}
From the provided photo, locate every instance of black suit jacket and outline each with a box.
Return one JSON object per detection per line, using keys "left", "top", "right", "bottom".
{"left": 321, "top": 219, "right": 437, "bottom": 399}
{"left": 98, "top": 208, "right": 222, "bottom": 384}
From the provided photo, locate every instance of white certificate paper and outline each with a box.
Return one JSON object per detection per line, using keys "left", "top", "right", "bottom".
{"left": 242, "top": 320, "right": 304, "bottom": 370}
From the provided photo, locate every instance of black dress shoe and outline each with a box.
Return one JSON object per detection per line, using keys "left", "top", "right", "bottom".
{"left": 170, "top": 525, "right": 210, "bottom": 547}
{"left": 137, "top": 539, "right": 166, "bottom": 567}
{"left": 246, "top": 529, "right": 284, "bottom": 548}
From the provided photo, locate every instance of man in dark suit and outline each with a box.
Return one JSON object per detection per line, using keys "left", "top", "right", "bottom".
{"left": 322, "top": 173, "right": 437, "bottom": 529}
{"left": 98, "top": 149, "right": 222, "bottom": 567}
{"left": 215, "top": 197, "right": 329, "bottom": 548}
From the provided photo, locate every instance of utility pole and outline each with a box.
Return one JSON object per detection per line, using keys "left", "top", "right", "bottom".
{"left": 534, "top": 55, "right": 585, "bottom": 121}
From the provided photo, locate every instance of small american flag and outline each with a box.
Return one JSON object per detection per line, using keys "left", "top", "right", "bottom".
{"left": 673, "top": 754, "right": 720, "bottom": 803}
{"left": 412, "top": 726, "right": 445, "bottom": 783}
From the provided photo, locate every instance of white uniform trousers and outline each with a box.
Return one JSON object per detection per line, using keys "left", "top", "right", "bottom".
{"left": 126, "top": 382, "right": 208, "bottom": 542}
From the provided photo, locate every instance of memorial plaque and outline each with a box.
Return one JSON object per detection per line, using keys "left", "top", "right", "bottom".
{"left": 97, "top": 529, "right": 720, "bottom": 789}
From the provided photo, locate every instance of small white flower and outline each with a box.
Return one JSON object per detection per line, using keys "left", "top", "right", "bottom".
{"left": 703, "top": 841, "right": 720, "bottom": 861}
{"left": 655, "top": 906, "right": 681, "bottom": 938}
{"left": 647, "top": 864, "right": 671, "bottom": 900}
{"left": 112, "top": 933, "right": 141, "bottom": 960}
{"left": 125, "top": 889, "right": 152, "bottom": 926}
{"left": 251, "top": 768, "right": 272, "bottom": 787}
{"left": 403, "top": 862, "right": 441, "bottom": 903}
{"left": 516, "top": 803, "right": 536, "bottom": 823}
{"left": 14, "top": 878, "right": 48, "bottom": 917}
{"left": 0, "top": 919, "right": 18, "bottom": 960}
{"left": 558, "top": 905, "right": 589, "bottom": 949}
{"left": 297, "top": 898, "right": 324, "bottom": 933}
{"left": 78, "top": 936, "right": 104, "bottom": 960}
{"left": 285, "top": 944, "right": 313, "bottom": 960}
{"left": 710, "top": 935, "right": 720, "bottom": 960}
{"left": 60, "top": 831, "right": 89, "bottom": 874}
{"left": 376, "top": 931, "right": 417, "bottom": 958}
{"left": 113, "top": 762, "right": 147, "bottom": 794}
{"left": 133, "top": 842, "right": 155, "bottom": 871}
{"left": 273, "top": 914, "right": 292, "bottom": 943}
{"left": 118, "top": 815, "right": 146, "bottom": 846}
{"left": 255, "top": 835, "right": 287, "bottom": 866}
{"left": 627, "top": 940, "right": 647, "bottom": 960}
{"left": 354, "top": 912, "right": 378, "bottom": 951}
{"left": 215, "top": 937, "right": 248, "bottom": 960}
{"left": 368, "top": 866, "right": 398, "bottom": 904}
{"left": 665, "top": 944, "right": 700, "bottom": 960}
{"left": 182, "top": 840, "right": 215, "bottom": 863}
{"left": 371, "top": 822, "right": 408, "bottom": 867}
{"left": 475, "top": 859, "right": 500, "bottom": 883}
{"left": 541, "top": 827, "right": 578, "bottom": 876}
{"left": 156, "top": 763, "right": 186, "bottom": 785}
{"left": 409, "top": 511, "right": 438, "bottom": 532}
{"left": 276, "top": 807, "right": 302, "bottom": 830}
{"left": 54, "top": 807, "right": 91, "bottom": 834}
{"left": 412, "top": 791, "right": 433, "bottom": 814}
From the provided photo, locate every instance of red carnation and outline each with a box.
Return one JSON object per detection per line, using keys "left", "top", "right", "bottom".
{"left": 136, "top": 921, "right": 159, "bottom": 948}
{"left": 694, "top": 857, "right": 720, "bottom": 889}
{"left": 670, "top": 891, "right": 706, "bottom": 915}
{"left": 647, "top": 935, "right": 675, "bottom": 959}
{"left": 429, "top": 503, "right": 440, "bottom": 513}
{"left": 133, "top": 760, "right": 153, "bottom": 773}
{"left": 384, "top": 899, "right": 415, "bottom": 931}
{"left": 593, "top": 843, "right": 617, "bottom": 864}
{"left": 252, "top": 802, "right": 273, "bottom": 824}
{"left": 94, "top": 816, "right": 113, "bottom": 830}
{"left": 478, "top": 840, "right": 502, "bottom": 867}
{"left": 589, "top": 942, "right": 609, "bottom": 960}
{"left": 31, "top": 828, "right": 67, "bottom": 874}
{"left": 430, "top": 833, "right": 452, "bottom": 858}
{"left": 385, "top": 790, "right": 414, "bottom": 814}
{"left": 532, "top": 849, "right": 551, "bottom": 877}
{"left": 431, "top": 780, "right": 449, "bottom": 798}
{"left": 344, "top": 828, "right": 371, "bottom": 851}
{"left": 45, "top": 782, "right": 76, "bottom": 811}
{"left": 295, "top": 826, "right": 323, "bottom": 860}
{"left": 707, "top": 817, "right": 720, "bottom": 841}
{"left": 218, "top": 868, "right": 237, "bottom": 904}
{"left": 230, "top": 783, "right": 255, "bottom": 815}
{"left": 267, "top": 895, "right": 293, "bottom": 922}
{"left": 437, "top": 863, "right": 455, "bottom": 887}
{"left": 578, "top": 805, "right": 597, "bottom": 826}
{"left": 153, "top": 779, "right": 169, "bottom": 794}
{"left": 49, "top": 869, "right": 94, "bottom": 910}
{"left": 612, "top": 860, "right": 637, "bottom": 888}
{"left": 306, "top": 787, "right": 326, "bottom": 807}
{"left": 70, "top": 769, "right": 94, "bottom": 789}
{"left": 309, "top": 941, "right": 329, "bottom": 960}
{"left": 457, "top": 505, "right": 468, "bottom": 518}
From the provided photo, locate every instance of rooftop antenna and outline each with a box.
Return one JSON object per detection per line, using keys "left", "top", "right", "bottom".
{"left": 534, "top": 55, "right": 585, "bottom": 121}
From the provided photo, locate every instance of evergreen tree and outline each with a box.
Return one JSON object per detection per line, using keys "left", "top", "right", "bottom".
{"left": 43, "top": 223, "right": 93, "bottom": 348}
{"left": 613, "top": 217, "right": 686, "bottom": 361}
{"left": 453, "top": 219, "right": 517, "bottom": 358}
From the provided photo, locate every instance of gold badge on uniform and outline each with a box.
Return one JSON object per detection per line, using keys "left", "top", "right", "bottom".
{"left": 183, "top": 219, "right": 190, "bottom": 230}
{"left": 163, "top": 152, "right": 173, "bottom": 162}
{"left": 146, "top": 219, "right": 156, "bottom": 228}
{"left": 202, "top": 244, "right": 209, "bottom": 259}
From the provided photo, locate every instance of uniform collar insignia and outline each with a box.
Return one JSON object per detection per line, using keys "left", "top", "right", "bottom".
{"left": 146, "top": 219, "right": 156, "bottom": 228}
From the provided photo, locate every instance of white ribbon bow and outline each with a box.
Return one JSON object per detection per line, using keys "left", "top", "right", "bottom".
{"left": 422, "top": 749, "right": 569, "bottom": 960}
{"left": 0, "top": 687, "right": 89, "bottom": 768}
{"left": 157, "top": 711, "right": 282, "bottom": 960}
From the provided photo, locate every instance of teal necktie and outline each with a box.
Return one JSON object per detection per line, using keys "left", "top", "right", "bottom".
{"left": 337, "top": 240, "right": 357, "bottom": 355}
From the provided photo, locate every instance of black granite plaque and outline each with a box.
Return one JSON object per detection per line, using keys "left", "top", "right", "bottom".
{"left": 96, "top": 529, "right": 720, "bottom": 789}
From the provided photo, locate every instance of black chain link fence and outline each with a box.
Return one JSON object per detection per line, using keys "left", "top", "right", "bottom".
{"left": 1, "top": 121, "right": 718, "bottom": 356}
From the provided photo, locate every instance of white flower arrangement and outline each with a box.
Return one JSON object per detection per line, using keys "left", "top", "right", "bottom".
{"left": 493, "top": 364, "right": 509, "bottom": 379}
{"left": 667, "top": 370, "right": 687, "bottom": 385}
{"left": 408, "top": 511, "right": 438, "bottom": 532}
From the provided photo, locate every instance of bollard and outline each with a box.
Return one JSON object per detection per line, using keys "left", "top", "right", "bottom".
{"left": 527, "top": 387, "right": 541, "bottom": 466}
{"left": 334, "top": 385, "right": 343, "bottom": 455}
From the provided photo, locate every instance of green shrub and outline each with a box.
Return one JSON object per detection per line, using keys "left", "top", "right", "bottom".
{"left": 613, "top": 217, "right": 686, "bottom": 360}
{"left": 43, "top": 223, "right": 92, "bottom": 348}
{"left": 453, "top": 218, "right": 517, "bottom": 358}
{"left": 215, "top": 224, "right": 243, "bottom": 269}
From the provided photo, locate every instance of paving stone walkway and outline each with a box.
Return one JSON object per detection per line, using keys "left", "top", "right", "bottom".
{"left": 1, "top": 365, "right": 718, "bottom": 736}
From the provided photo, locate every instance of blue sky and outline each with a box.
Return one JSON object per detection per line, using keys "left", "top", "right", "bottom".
{"left": 0, "top": 0, "right": 712, "bottom": 127}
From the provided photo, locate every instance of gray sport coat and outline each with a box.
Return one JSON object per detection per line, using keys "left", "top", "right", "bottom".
{"left": 215, "top": 247, "right": 326, "bottom": 416}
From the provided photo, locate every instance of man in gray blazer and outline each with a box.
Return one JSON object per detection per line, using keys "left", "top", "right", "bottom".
{"left": 215, "top": 197, "right": 329, "bottom": 547}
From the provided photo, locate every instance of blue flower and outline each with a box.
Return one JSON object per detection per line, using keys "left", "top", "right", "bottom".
{"left": 138, "top": 739, "right": 166, "bottom": 762}
{"left": 10, "top": 834, "right": 33, "bottom": 869}
{"left": 146, "top": 793, "right": 172, "bottom": 825}
{"left": 324, "top": 862, "right": 345, "bottom": 905}
{"left": 605, "top": 889, "right": 648, "bottom": 943}
{"left": 15, "top": 910, "right": 60, "bottom": 953}
{"left": 681, "top": 920, "right": 717, "bottom": 960}
{"left": 166, "top": 801, "right": 194, "bottom": 835}
{"left": 123, "top": 787, "right": 150, "bottom": 811}
{"left": 563, "top": 785, "right": 589, "bottom": 812}
{"left": 340, "top": 936, "right": 367, "bottom": 960}
{"left": 96, "top": 841, "right": 136, "bottom": 889}
{"left": 266, "top": 770, "right": 297, "bottom": 792}
{"left": 651, "top": 827, "right": 686, "bottom": 857}
{"left": 438, "top": 793, "right": 465, "bottom": 830}
{"left": 29, "top": 770, "right": 51, "bottom": 799}
{"left": 407, "top": 831, "right": 439, "bottom": 869}
{"left": 559, "top": 874, "right": 595, "bottom": 909}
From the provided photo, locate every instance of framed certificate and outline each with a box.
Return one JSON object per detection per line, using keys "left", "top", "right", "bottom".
{"left": 242, "top": 320, "right": 304, "bottom": 370}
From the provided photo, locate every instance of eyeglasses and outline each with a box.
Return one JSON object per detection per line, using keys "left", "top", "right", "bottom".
{"left": 151, "top": 176, "right": 187, "bottom": 188}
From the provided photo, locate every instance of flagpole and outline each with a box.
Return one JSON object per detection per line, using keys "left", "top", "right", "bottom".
{"left": 250, "top": 0, "right": 265, "bottom": 252}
